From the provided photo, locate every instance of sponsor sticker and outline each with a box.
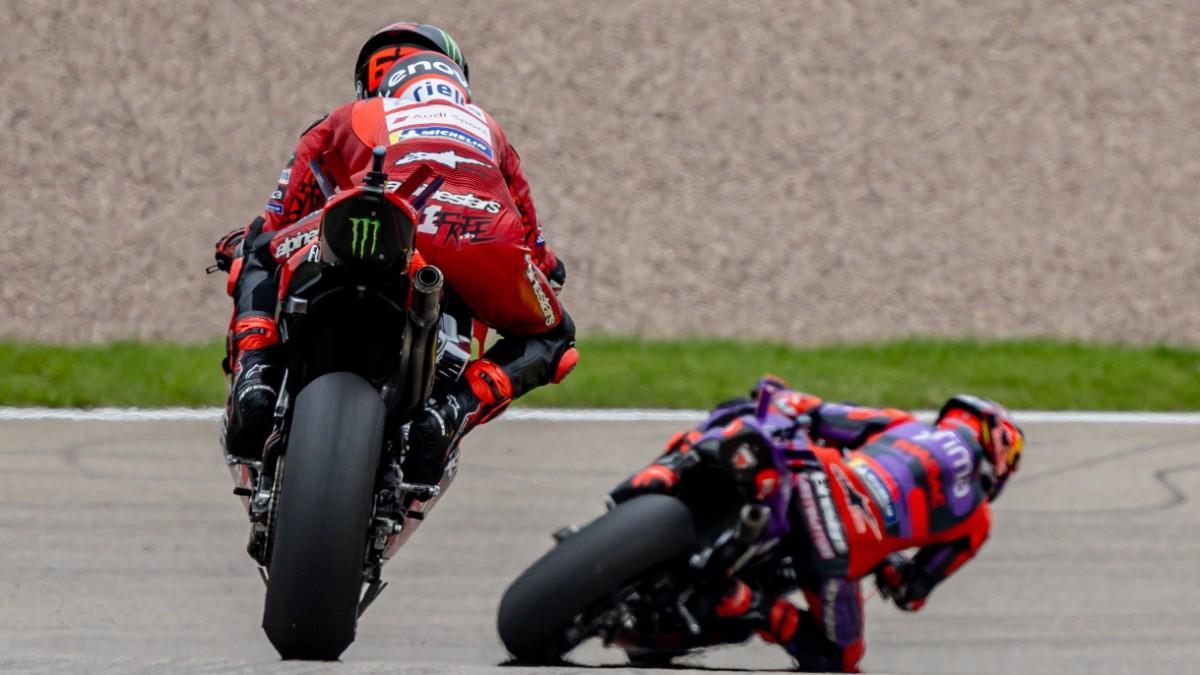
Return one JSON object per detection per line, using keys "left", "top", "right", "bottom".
{"left": 272, "top": 228, "right": 318, "bottom": 261}
{"left": 265, "top": 201, "right": 284, "bottom": 215}
{"left": 400, "top": 79, "right": 468, "bottom": 106}
{"left": 394, "top": 150, "right": 489, "bottom": 170}
{"left": 851, "top": 459, "right": 898, "bottom": 528}
{"left": 912, "top": 428, "right": 977, "bottom": 516}
{"left": 395, "top": 127, "right": 493, "bottom": 158}
{"left": 382, "top": 99, "right": 493, "bottom": 156}
{"left": 916, "top": 429, "right": 974, "bottom": 499}
{"left": 524, "top": 254, "right": 557, "bottom": 326}
{"left": 384, "top": 56, "right": 470, "bottom": 92}
{"left": 810, "top": 472, "right": 848, "bottom": 555}
{"left": 387, "top": 182, "right": 500, "bottom": 214}
{"left": 832, "top": 464, "right": 881, "bottom": 540}
{"left": 348, "top": 217, "right": 382, "bottom": 257}
{"left": 416, "top": 205, "right": 495, "bottom": 245}
{"left": 387, "top": 103, "right": 490, "bottom": 138}
{"left": 797, "top": 477, "right": 836, "bottom": 560}
{"left": 428, "top": 190, "right": 501, "bottom": 214}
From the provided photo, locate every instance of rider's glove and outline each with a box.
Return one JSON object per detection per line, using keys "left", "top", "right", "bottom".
{"left": 875, "top": 553, "right": 925, "bottom": 612}
{"left": 608, "top": 451, "right": 696, "bottom": 504}
{"left": 547, "top": 256, "right": 567, "bottom": 295}
{"left": 210, "top": 226, "right": 246, "bottom": 274}
{"left": 609, "top": 463, "right": 679, "bottom": 504}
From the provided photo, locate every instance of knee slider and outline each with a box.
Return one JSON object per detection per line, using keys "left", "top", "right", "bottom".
{"left": 485, "top": 310, "right": 577, "bottom": 397}
{"left": 552, "top": 346, "right": 579, "bottom": 384}
{"left": 548, "top": 310, "right": 578, "bottom": 384}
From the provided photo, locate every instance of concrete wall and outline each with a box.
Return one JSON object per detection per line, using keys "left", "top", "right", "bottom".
{"left": 3, "top": 0, "right": 1197, "bottom": 343}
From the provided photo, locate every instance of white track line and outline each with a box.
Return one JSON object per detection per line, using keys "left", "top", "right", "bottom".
{"left": 0, "top": 407, "right": 224, "bottom": 422}
{"left": 1, "top": 407, "right": 1199, "bottom": 424}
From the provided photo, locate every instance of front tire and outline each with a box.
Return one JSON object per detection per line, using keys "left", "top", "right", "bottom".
{"left": 262, "top": 372, "right": 385, "bottom": 660}
{"left": 497, "top": 495, "right": 699, "bottom": 662}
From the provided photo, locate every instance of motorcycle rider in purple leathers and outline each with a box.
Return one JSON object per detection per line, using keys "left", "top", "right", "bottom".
{"left": 610, "top": 376, "right": 1025, "bottom": 672}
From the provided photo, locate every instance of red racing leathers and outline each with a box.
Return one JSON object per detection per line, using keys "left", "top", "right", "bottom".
{"left": 236, "top": 94, "right": 560, "bottom": 341}
{"left": 611, "top": 388, "right": 995, "bottom": 672}
{"left": 229, "top": 90, "right": 575, "bottom": 420}
{"left": 781, "top": 397, "right": 991, "bottom": 672}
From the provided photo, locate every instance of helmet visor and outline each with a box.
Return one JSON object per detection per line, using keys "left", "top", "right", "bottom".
{"left": 991, "top": 420, "right": 1024, "bottom": 476}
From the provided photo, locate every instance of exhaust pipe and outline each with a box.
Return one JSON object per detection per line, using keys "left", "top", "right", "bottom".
{"left": 698, "top": 503, "right": 772, "bottom": 575}
{"left": 411, "top": 265, "right": 444, "bottom": 323}
{"left": 396, "top": 265, "right": 444, "bottom": 413}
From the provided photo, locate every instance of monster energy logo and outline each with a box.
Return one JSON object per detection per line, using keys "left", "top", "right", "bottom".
{"left": 437, "top": 27, "right": 463, "bottom": 66}
{"left": 349, "top": 217, "right": 381, "bottom": 257}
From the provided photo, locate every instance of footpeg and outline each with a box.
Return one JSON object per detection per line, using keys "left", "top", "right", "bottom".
{"left": 677, "top": 590, "right": 702, "bottom": 636}
{"left": 248, "top": 486, "right": 273, "bottom": 522}
{"left": 552, "top": 524, "right": 580, "bottom": 543}
{"left": 398, "top": 482, "right": 441, "bottom": 502}
{"left": 224, "top": 454, "right": 263, "bottom": 472}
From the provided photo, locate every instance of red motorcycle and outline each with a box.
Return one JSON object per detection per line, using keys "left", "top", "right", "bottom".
{"left": 215, "top": 148, "right": 475, "bottom": 660}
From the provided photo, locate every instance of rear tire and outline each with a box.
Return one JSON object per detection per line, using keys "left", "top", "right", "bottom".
{"left": 262, "top": 372, "right": 385, "bottom": 660}
{"left": 497, "top": 495, "right": 698, "bottom": 662}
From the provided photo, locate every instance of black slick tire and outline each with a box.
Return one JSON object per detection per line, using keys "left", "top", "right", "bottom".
{"left": 497, "top": 494, "right": 698, "bottom": 662}
{"left": 262, "top": 372, "right": 384, "bottom": 660}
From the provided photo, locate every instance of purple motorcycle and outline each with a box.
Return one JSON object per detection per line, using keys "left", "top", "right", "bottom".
{"left": 498, "top": 380, "right": 812, "bottom": 665}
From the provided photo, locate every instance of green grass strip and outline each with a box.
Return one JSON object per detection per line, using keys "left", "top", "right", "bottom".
{"left": 0, "top": 337, "right": 1196, "bottom": 410}
{"left": 0, "top": 341, "right": 226, "bottom": 408}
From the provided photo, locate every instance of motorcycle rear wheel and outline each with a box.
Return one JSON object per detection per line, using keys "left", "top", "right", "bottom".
{"left": 262, "top": 372, "right": 385, "bottom": 660}
{"left": 497, "top": 494, "right": 698, "bottom": 662}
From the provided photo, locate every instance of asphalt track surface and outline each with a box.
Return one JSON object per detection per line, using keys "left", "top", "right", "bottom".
{"left": 1, "top": 419, "right": 1198, "bottom": 674}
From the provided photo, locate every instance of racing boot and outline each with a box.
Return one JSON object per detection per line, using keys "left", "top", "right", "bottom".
{"left": 222, "top": 316, "right": 283, "bottom": 460}
{"left": 759, "top": 595, "right": 863, "bottom": 673}
{"left": 403, "top": 359, "right": 513, "bottom": 496}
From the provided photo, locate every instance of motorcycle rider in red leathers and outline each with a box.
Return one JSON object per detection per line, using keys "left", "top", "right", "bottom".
{"left": 610, "top": 382, "right": 1025, "bottom": 672}
{"left": 217, "top": 24, "right": 576, "bottom": 489}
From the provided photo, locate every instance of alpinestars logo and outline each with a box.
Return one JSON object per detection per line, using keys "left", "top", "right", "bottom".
{"left": 395, "top": 151, "right": 489, "bottom": 170}
{"left": 273, "top": 228, "right": 318, "bottom": 261}
{"left": 349, "top": 218, "right": 381, "bottom": 257}
{"left": 832, "top": 464, "right": 881, "bottom": 540}
{"left": 429, "top": 190, "right": 501, "bottom": 214}
{"left": 243, "top": 363, "right": 270, "bottom": 380}
{"left": 524, "top": 254, "right": 556, "bottom": 326}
